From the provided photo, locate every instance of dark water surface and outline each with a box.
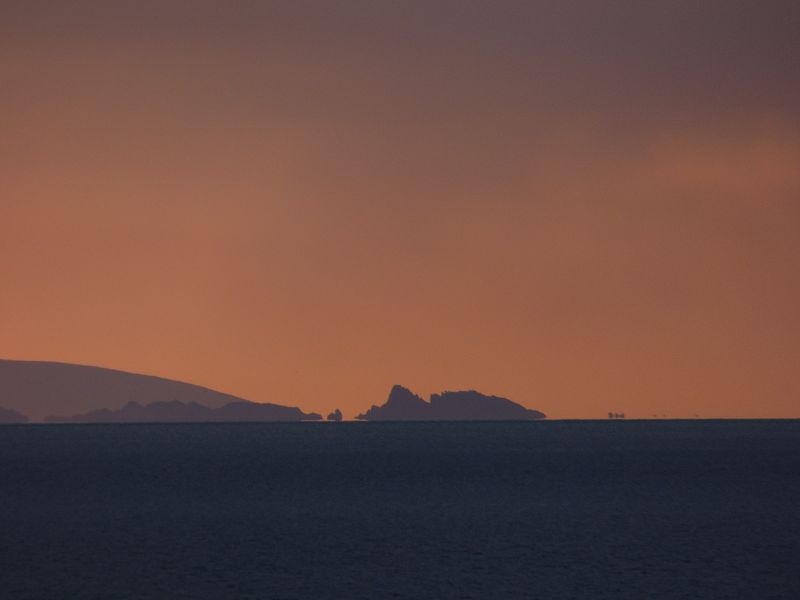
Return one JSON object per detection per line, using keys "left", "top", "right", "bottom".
{"left": 1, "top": 421, "right": 799, "bottom": 599}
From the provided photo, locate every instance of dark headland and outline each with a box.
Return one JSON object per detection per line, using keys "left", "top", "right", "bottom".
{"left": 356, "top": 385, "right": 546, "bottom": 421}
{"left": 0, "top": 359, "right": 318, "bottom": 423}
{"left": 45, "top": 400, "right": 321, "bottom": 423}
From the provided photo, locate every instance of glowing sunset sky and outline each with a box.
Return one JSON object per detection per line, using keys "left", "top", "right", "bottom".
{"left": 2, "top": 1, "right": 799, "bottom": 418}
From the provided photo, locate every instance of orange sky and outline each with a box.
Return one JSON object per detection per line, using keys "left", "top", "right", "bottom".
{"left": 2, "top": 1, "right": 799, "bottom": 418}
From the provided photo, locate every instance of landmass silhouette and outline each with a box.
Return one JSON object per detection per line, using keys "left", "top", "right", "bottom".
{"left": 0, "top": 359, "right": 258, "bottom": 421}
{"left": 0, "top": 406, "right": 28, "bottom": 424}
{"left": 356, "top": 385, "right": 546, "bottom": 421}
{"left": 1, "top": 359, "right": 547, "bottom": 423}
{"left": 44, "top": 400, "right": 321, "bottom": 423}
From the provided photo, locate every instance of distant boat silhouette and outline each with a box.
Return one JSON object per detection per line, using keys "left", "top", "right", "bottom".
{"left": 356, "top": 385, "right": 545, "bottom": 421}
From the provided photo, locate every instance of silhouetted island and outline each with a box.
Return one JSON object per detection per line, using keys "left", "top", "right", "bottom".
{"left": 327, "top": 409, "right": 343, "bottom": 422}
{"left": 44, "top": 400, "right": 322, "bottom": 423}
{"left": 0, "top": 406, "right": 28, "bottom": 424}
{"left": 0, "top": 359, "right": 262, "bottom": 422}
{"left": 356, "top": 385, "right": 546, "bottom": 421}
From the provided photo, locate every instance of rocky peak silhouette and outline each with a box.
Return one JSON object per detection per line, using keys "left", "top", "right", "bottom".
{"left": 356, "top": 386, "right": 545, "bottom": 421}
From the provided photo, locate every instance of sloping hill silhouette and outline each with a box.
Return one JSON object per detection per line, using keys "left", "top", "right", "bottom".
{"left": 0, "top": 406, "right": 28, "bottom": 424}
{"left": 0, "top": 359, "right": 256, "bottom": 422}
{"left": 356, "top": 385, "right": 546, "bottom": 421}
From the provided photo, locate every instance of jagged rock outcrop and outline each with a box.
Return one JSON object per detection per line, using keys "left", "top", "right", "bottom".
{"left": 355, "top": 385, "right": 430, "bottom": 421}
{"left": 44, "top": 400, "right": 322, "bottom": 423}
{"left": 356, "top": 385, "right": 545, "bottom": 421}
{"left": 0, "top": 406, "right": 28, "bottom": 424}
{"left": 327, "top": 409, "right": 343, "bottom": 422}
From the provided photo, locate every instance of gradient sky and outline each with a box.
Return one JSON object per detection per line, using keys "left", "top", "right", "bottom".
{"left": 2, "top": 1, "right": 799, "bottom": 418}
